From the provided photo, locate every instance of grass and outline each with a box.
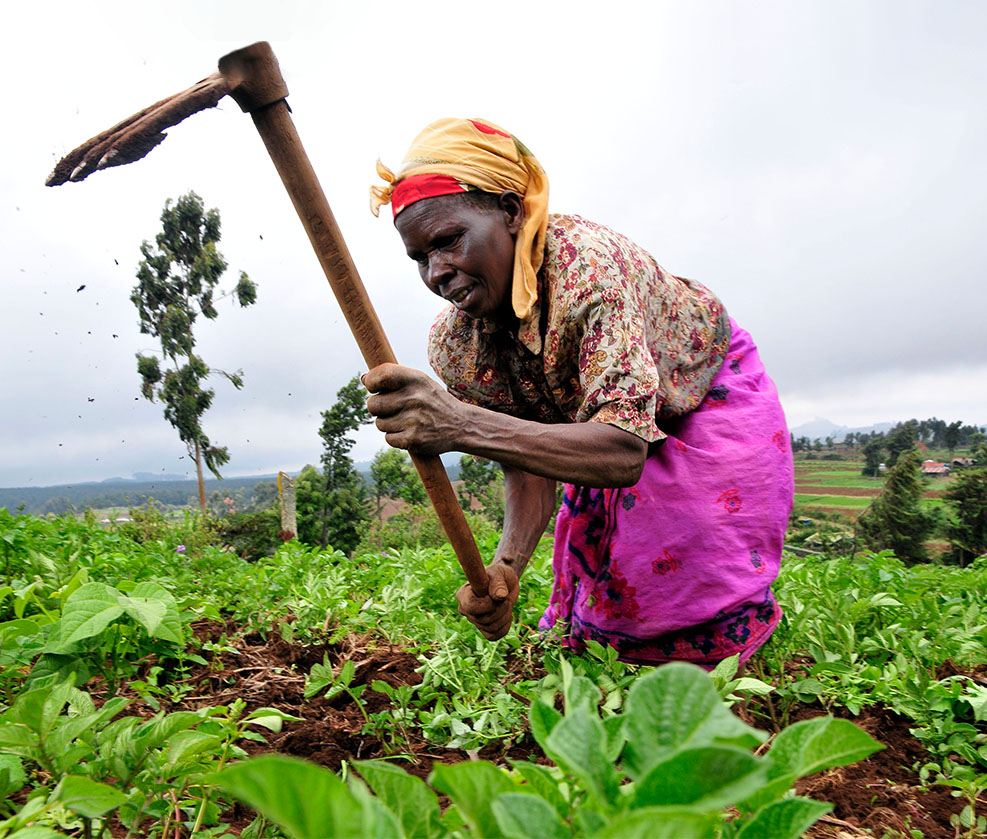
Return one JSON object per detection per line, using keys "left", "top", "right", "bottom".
{"left": 794, "top": 494, "right": 872, "bottom": 511}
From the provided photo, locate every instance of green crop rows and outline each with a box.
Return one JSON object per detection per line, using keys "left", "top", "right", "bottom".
{"left": 1, "top": 509, "right": 985, "bottom": 838}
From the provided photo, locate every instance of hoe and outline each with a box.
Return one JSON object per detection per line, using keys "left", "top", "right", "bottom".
{"left": 47, "top": 41, "right": 488, "bottom": 597}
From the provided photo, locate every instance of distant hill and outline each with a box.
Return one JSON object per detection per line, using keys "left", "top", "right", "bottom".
{"left": 1, "top": 453, "right": 463, "bottom": 515}
{"left": 0, "top": 475, "right": 283, "bottom": 516}
{"left": 789, "top": 418, "right": 896, "bottom": 442}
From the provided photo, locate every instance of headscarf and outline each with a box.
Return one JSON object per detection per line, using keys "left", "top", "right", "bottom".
{"left": 370, "top": 118, "right": 549, "bottom": 322}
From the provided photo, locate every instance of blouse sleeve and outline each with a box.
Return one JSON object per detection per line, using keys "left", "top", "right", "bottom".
{"left": 549, "top": 235, "right": 667, "bottom": 444}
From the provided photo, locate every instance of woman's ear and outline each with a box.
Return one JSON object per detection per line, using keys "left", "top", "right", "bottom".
{"left": 498, "top": 190, "right": 525, "bottom": 234}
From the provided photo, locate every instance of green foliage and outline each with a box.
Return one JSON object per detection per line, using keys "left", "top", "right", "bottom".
{"left": 371, "top": 448, "right": 427, "bottom": 508}
{"left": 217, "top": 664, "right": 880, "bottom": 838}
{"left": 131, "top": 192, "right": 257, "bottom": 509}
{"left": 942, "top": 467, "right": 987, "bottom": 565}
{"left": 755, "top": 549, "right": 987, "bottom": 786}
{"left": 356, "top": 502, "right": 500, "bottom": 557}
{"left": 861, "top": 435, "right": 884, "bottom": 477}
{"left": 210, "top": 507, "right": 282, "bottom": 560}
{"left": 457, "top": 455, "right": 505, "bottom": 526}
{"left": 296, "top": 376, "right": 373, "bottom": 553}
{"left": 856, "top": 449, "right": 937, "bottom": 561}
{"left": 0, "top": 672, "right": 297, "bottom": 838}
{"left": 3, "top": 509, "right": 984, "bottom": 834}
{"left": 885, "top": 420, "right": 918, "bottom": 467}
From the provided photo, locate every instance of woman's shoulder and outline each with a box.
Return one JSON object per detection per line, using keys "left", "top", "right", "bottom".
{"left": 545, "top": 213, "right": 627, "bottom": 248}
{"left": 543, "top": 213, "right": 661, "bottom": 296}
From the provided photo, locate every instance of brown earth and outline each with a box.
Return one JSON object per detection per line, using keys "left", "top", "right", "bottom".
{"left": 111, "top": 620, "right": 968, "bottom": 837}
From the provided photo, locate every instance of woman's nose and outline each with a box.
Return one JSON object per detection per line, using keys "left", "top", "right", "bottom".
{"left": 425, "top": 252, "right": 454, "bottom": 292}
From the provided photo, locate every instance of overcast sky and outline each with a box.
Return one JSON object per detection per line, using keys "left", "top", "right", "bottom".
{"left": 2, "top": 1, "right": 985, "bottom": 488}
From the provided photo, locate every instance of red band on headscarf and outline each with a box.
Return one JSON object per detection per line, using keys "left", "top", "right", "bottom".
{"left": 391, "top": 174, "right": 469, "bottom": 218}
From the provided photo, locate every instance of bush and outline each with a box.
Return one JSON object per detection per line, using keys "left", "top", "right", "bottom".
{"left": 354, "top": 503, "right": 500, "bottom": 556}
{"left": 117, "top": 502, "right": 217, "bottom": 555}
{"left": 212, "top": 507, "right": 282, "bottom": 561}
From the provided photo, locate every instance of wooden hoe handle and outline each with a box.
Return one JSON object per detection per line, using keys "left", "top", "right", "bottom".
{"left": 217, "top": 44, "right": 489, "bottom": 596}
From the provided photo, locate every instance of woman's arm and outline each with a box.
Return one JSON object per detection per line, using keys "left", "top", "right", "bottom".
{"left": 456, "top": 464, "right": 558, "bottom": 640}
{"left": 363, "top": 363, "right": 648, "bottom": 488}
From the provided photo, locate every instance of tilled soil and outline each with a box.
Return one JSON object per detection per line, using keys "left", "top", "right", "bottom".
{"left": 121, "top": 620, "right": 967, "bottom": 837}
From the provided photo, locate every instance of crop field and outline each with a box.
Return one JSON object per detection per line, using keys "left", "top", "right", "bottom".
{"left": 1, "top": 509, "right": 986, "bottom": 838}
{"left": 792, "top": 456, "right": 953, "bottom": 520}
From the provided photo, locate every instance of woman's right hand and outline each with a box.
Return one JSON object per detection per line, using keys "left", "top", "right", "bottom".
{"left": 456, "top": 562, "right": 519, "bottom": 640}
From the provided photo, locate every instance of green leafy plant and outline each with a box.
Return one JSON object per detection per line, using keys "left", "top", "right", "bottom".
{"left": 217, "top": 663, "right": 882, "bottom": 838}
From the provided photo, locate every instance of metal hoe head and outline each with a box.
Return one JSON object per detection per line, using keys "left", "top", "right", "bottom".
{"left": 46, "top": 42, "right": 287, "bottom": 187}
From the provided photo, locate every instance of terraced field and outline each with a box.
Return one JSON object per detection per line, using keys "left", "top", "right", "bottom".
{"left": 793, "top": 456, "right": 949, "bottom": 518}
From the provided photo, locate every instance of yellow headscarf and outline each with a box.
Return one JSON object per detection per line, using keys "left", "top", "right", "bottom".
{"left": 370, "top": 118, "right": 549, "bottom": 322}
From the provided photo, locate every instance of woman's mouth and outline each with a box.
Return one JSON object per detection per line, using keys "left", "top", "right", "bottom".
{"left": 449, "top": 287, "right": 471, "bottom": 305}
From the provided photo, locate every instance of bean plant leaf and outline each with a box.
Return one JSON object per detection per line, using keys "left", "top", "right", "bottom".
{"left": 55, "top": 775, "right": 127, "bottom": 818}
{"left": 126, "top": 582, "right": 183, "bottom": 643}
{"left": 741, "top": 716, "right": 883, "bottom": 812}
{"left": 508, "top": 760, "right": 568, "bottom": 820}
{"left": 632, "top": 745, "right": 767, "bottom": 810}
{"left": 165, "top": 730, "right": 223, "bottom": 771}
{"left": 564, "top": 675, "right": 600, "bottom": 713}
{"left": 622, "top": 663, "right": 767, "bottom": 779}
{"left": 591, "top": 807, "right": 720, "bottom": 839}
{"left": 55, "top": 583, "right": 125, "bottom": 649}
{"left": 7, "top": 826, "right": 70, "bottom": 839}
{"left": 735, "top": 796, "right": 832, "bottom": 839}
{"left": 529, "top": 699, "right": 562, "bottom": 750}
{"left": 0, "top": 754, "right": 27, "bottom": 798}
{"left": 344, "top": 777, "right": 403, "bottom": 839}
{"left": 217, "top": 755, "right": 365, "bottom": 839}
{"left": 24, "top": 653, "right": 90, "bottom": 692}
{"left": 429, "top": 761, "right": 516, "bottom": 839}
{"left": 543, "top": 703, "right": 621, "bottom": 808}
{"left": 766, "top": 716, "right": 883, "bottom": 779}
{"left": 0, "top": 618, "right": 42, "bottom": 644}
{"left": 491, "top": 792, "right": 569, "bottom": 839}
{"left": 0, "top": 724, "right": 37, "bottom": 757}
{"left": 355, "top": 759, "right": 443, "bottom": 839}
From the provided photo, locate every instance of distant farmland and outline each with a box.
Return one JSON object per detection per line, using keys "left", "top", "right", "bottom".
{"left": 793, "top": 456, "right": 948, "bottom": 518}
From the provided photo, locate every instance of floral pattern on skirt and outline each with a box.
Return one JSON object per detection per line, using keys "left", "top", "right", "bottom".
{"left": 539, "top": 320, "right": 793, "bottom": 666}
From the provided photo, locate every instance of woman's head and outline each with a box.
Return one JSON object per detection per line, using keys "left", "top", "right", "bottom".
{"left": 395, "top": 189, "right": 523, "bottom": 323}
{"left": 371, "top": 118, "right": 548, "bottom": 321}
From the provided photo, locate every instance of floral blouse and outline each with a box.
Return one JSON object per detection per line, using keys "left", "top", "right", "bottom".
{"left": 427, "top": 214, "right": 731, "bottom": 444}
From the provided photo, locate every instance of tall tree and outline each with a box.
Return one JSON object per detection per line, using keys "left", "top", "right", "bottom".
{"left": 457, "top": 454, "right": 505, "bottom": 526}
{"left": 942, "top": 467, "right": 987, "bottom": 566}
{"left": 885, "top": 420, "right": 918, "bottom": 467}
{"left": 315, "top": 376, "right": 372, "bottom": 552}
{"left": 861, "top": 435, "right": 885, "bottom": 477}
{"left": 370, "top": 448, "right": 427, "bottom": 518}
{"left": 856, "top": 449, "right": 936, "bottom": 562}
{"left": 944, "top": 421, "right": 963, "bottom": 456}
{"left": 132, "top": 192, "right": 257, "bottom": 513}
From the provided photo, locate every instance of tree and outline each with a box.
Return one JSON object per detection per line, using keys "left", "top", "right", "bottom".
{"left": 132, "top": 192, "right": 257, "bottom": 513}
{"left": 370, "top": 448, "right": 427, "bottom": 518}
{"left": 856, "top": 449, "right": 936, "bottom": 562}
{"left": 314, "top": 376, "right": 372, "bottom": 552}
{"left": 942, "top": 467, "right": 987, "bottom": 566}
{"left": 861, "top": 435, "right": 885, "bottom": 477}
{"left": 944, "top": 421, "right": 963, "bottom": 456}
{"left": 457, "top": 454, "right": 505, "bottom": 527}
{"left": 885, "top": 421, "right": 917, "bottom": 467}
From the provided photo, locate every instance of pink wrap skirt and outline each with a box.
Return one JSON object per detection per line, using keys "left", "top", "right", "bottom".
{"left": 539, "top": 320, "right": 794, "bottom": 666}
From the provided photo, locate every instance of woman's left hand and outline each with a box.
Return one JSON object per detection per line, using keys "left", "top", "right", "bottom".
{"left": 363, "top": 363, "right": 466, "bottom": 455}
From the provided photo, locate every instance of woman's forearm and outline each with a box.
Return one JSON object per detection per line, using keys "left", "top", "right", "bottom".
{"left": 454, "top": 404, "right": 647, "bottom": 488}
{"left": 493, "top": 465, "right": 558, "bottom": 578}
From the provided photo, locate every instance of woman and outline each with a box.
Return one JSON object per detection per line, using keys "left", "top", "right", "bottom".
{"left": 364, "top": 118, "right": 793, "bottom": 666}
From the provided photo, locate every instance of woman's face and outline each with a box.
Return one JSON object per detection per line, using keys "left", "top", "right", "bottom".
{"left": 395, "top": 191, "right": 523, "bottom": 323}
